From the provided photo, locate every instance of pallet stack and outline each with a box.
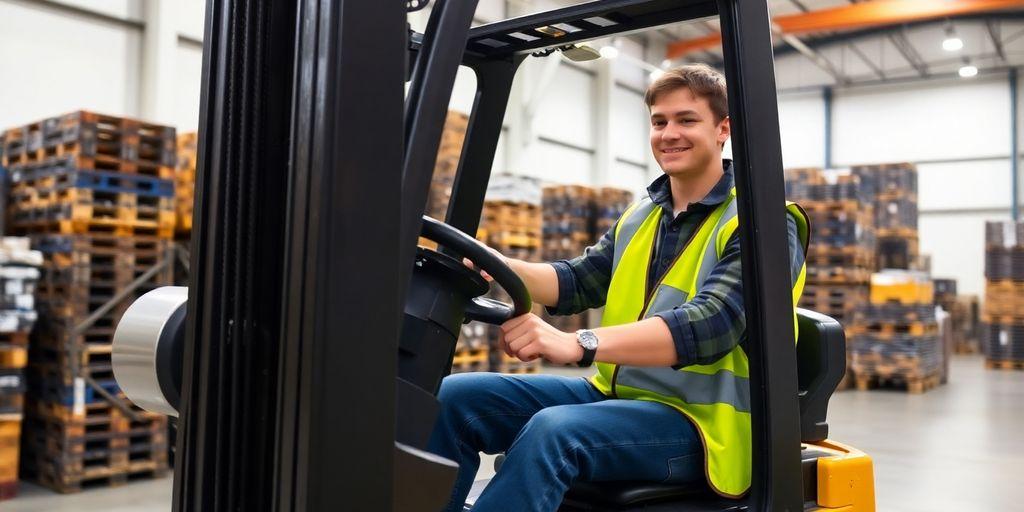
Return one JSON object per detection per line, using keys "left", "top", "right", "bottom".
{"left": 785, "top": 168, "right": 874, "bottom": 327}
{"left": 174, "top": 133, "right": 197, "bottom": 237}
{"left": 0, "top": 238, "right": 41, "bottom": 500}
{"left": 852, "top": 163, "right": 920, "bottom": 271}
{"left": 481, "top": 177, "right": 543, "bottom": 375}
{"left": 539, "top": 185, "right": 634, "bottom": 336}
{"left": 425, "top": 111, "right": 469, "bottom": 221}
{"left": 981, "top": 220, "right": 1024, "bottom": 369}
{"left": 849, "top": 271, "right": 942, "bottom": 393}
{"left": 2, "top": 111, "right": 174, "bottom": 493}
{"left": 933, "top": 278, "right": 980, "bottom": 355}
{"left": 541, "top": 185, "right": 594, "bottom": 334}
{"left": 594, "top": 187, "right": 634, "bottom": 238}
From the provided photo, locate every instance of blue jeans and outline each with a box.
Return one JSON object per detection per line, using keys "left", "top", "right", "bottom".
{"left": 427, "top": 372, "right": 705, "bottom": 512}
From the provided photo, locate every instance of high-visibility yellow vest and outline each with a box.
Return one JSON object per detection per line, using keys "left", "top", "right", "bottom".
{"left": 591, "top": 188, "right": 809, "bottom": 497}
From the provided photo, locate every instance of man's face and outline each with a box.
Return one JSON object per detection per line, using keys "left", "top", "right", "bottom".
{"left": 649, "top": 87, "right": 730, "bottom": 178}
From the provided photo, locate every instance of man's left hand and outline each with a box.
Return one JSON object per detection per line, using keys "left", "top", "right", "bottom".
{"left": 500, "top": 313, "right": 584, "bottom": 366}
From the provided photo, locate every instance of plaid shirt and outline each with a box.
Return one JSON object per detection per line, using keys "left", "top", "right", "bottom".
{"left": 548, "top": 161, "right": 805, "bottom": 367}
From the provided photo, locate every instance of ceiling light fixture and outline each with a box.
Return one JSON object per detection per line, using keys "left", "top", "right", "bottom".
{"left": 943, "top": 24, "right": 963, "bottom": 52}
{"left": 958, "top": 63, "right": 978, "bottom": 78}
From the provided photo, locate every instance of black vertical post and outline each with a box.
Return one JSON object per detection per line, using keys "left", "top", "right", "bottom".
{"left": 177, "top": 0, "right": 297, "bottom": 510}
{"left": 717, "top": 0, "right": 804, "bottom": 510}
{"left": 179, "top": 0, "right": 406, "bottom": 511}
{"left": 282, "top": 0, "right": 406, "bottom": 510}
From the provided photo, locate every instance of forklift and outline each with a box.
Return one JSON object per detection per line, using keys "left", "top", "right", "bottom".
{"left": 110, "top": 0, "right": 875, "bottom": 510}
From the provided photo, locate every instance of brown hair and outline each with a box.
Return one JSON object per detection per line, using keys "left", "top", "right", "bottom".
{"left": 644, "top": 64, "right": 728, "bottom": 122}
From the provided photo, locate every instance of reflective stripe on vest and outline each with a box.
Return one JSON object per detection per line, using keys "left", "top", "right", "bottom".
{"left": 593, "top": 188, "right": 810, "bottom": 498}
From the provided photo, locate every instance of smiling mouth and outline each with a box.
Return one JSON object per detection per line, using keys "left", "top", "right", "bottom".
{"left": 661, "top": 147, "right": 690, "bottom": 154}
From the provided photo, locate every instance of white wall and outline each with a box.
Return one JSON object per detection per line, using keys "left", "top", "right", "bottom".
{"left": 776, "top": 75, "right": 1019, "bottom": 298}
{"left": 832, "top": 77, "right": 1010, "bottom": 165}
{"left": 777, "top": 91, "right": 825, "bottom": 169}
{"left": 0, "top": 0, "right": 143, "bottom": 127}
{"left": 0, "top": 0, "right": 204, "bottom": 133}
{"left": 173, "top": 42, "right": 204, "bottom": 133}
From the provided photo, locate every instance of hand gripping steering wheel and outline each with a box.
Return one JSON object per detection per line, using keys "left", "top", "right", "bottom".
{"left": 419, "top": 216, "right": 532, "bottom": 325}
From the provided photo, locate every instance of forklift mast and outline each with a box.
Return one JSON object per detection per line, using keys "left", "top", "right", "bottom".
{"left": 173, "top": 0, "right": 802, "bottom": 510}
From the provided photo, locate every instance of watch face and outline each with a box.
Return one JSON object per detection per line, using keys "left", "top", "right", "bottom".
{"left": 578, "top": 330, "right": 599, "bottom": 350}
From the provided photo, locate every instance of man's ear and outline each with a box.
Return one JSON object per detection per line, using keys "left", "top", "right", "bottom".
{"left": 718, "top": 116, "right": 731, "bottom": 145}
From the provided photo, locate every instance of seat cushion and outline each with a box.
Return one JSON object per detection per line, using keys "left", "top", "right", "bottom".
{"left": 564, "top": 479, "right": 711, "bottom": 507}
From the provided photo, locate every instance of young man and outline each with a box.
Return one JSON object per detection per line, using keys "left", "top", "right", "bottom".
{"left": 428, "top": 64, "right": 808, "bottom": 512}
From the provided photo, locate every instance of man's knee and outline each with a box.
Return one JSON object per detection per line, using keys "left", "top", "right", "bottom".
{"left": 517, "top": 405, "right": 579, "bottom": 449}
{"left": 437, "top": 372, "right": 496, "bottom": 406}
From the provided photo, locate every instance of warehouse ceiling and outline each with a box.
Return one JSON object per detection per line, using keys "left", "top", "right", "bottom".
{"left": 660, "top": 0, "right": 1024, "bottom": 90}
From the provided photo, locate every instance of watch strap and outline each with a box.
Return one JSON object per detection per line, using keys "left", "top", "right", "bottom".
{"left": 577, "top": 346, "right": 597, "bottom": 368}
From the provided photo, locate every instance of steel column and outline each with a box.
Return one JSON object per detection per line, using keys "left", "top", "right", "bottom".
{"left": 824, "top": 86, "right": 833, "bottom": 169}
{"left": 717, "top": 0, "right": 804, "bottom": 510}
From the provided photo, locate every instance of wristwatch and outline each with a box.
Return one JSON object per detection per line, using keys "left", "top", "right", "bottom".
{"left": 575, "top": 329, "right": 599, "bottom": 368}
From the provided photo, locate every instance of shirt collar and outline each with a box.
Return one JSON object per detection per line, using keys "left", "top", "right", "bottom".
{"left": 647, "top": 159, "right": 734, "bottom": 215}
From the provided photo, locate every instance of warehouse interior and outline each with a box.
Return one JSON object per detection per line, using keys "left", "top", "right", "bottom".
{"left": 1, "top": 0, "right": 1024, "bottom": 511}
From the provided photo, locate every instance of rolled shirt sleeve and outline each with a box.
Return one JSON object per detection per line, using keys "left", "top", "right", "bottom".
{"left": 546, "top": 226, "right": 616, "bottom": 316}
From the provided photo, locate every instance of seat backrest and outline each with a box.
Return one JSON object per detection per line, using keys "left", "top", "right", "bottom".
{"left": 795, "top": 308, "right": 846, "bottom": 443}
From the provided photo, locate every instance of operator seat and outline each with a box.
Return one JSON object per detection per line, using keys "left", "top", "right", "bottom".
{"left": 553, "top": 308, "right": 846, "bottom": 510}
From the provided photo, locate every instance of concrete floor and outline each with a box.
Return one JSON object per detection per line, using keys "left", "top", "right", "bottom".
{"left": 5, "top": 355, "right": 1022, "bottom": 511}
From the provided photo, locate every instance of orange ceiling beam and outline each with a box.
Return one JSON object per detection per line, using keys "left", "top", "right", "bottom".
{"left": 666, "top": 0, "right": 1024, "bottom": 59}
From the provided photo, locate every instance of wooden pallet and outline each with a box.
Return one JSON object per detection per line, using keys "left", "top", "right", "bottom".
{"left": 0, "top": 393, "right": 25, "bottom": 416}
{"left": 452, "top": 348, "right": 488, "bottom": 366}
{"left": 850, "top": 321, "right": 938, "bottom": 338}
{"left": 853, "top": 371, "right": 940, "bottom": 394}
{"left": 490, "top": 232, "right": 541, "bottom": 249}
{"left": 0, "top": 332, "right": 30, "bottom": 346}
{"left": 3, "top": 111, "right": 176, "bottom": 173}
{"left": 799, "top": 199, "right": 862, "bottom": 212}
{"left": 11, "top": 217, "right": 174, "bottom": 239}
{"left": 495, "top": 364, "right": 541, "bottom": 375}
{"left": 30, "top": 343, "right": 115, "bottom": 382}
{"left": 0, "top": 346, "right": 27, "bottom": 369}
{"left": 953, "top": 340, "right": 980, "bottom": 355}
{"left": 984, "top": 358, "right": 1024, "bottom": 370}
{"left": 804, "top": 246, "right": 875, "bottom": 268}
{"left": 805, "top": 266, "right": 871, "bottom": 284}
{"left": 8, "top": 204, "right": 174, "bottom": 236}
{"left": 21, "top": 454, "right": 168, "bottom": 494}
{"left": 983, "top": 280, "right": 1024, "bottom": 317}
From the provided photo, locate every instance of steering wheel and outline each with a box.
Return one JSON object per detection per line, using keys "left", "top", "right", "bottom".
{"left": 420, "top": 216, "right": 532, "bottom": 325}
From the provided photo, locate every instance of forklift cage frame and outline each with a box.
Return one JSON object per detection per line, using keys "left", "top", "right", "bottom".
{"left": 175, "top": 0, "right": 803, "bottom": 510}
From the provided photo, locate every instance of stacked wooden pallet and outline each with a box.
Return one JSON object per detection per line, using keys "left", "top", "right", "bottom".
{"left": 982, "top": 220, "right": 1024, "bottom": 369}
{"left": 594, "top": 187, "right": 634, "bottom": 239}
{"left": 786, "top": 168, "right": 876, "bottom": 391}
{"left": 852, "top": 163, "right": 920, "bottom": 271}
{"left": 932, "top": 278, "right": 980, "bottom": 354}
{"left": 480, "top": 190, "right": 543, "bottom": 375}
{"left": 539, "top": 184, "right": 633, "bottom": 336}
{"left": 541, "top": 185, "right": 594, "bottom": 334}
{"left": 850, "top": 271, "right": 942, "bottom": 393}
{"left": 785, "top": 168, "right": 874, "bottom": 327}
{"left": 3, "top": 111, "right": 174, "bottom": 492}
{"left": 425, "top": 111, "right": 468, "bottom": 221}
{"left": 0, "top": 238, "right": 41, "bottom": 500}
{"left": 175, "top": 133, "right": 197, "bottom": 236}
